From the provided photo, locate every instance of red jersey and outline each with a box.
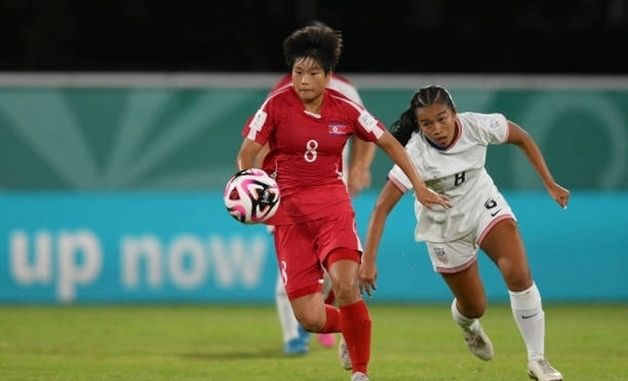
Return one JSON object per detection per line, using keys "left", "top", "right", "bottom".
{"left": 242, "top": 86, "right": 385, "bottom": 225}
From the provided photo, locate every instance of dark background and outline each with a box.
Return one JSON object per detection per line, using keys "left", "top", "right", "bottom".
{"left": 1, "top": 0, "right": 627, "bottom": 73}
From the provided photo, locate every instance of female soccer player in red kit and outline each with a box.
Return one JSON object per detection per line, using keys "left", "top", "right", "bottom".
{"left": 236, "top": 25, "right": 450, "bottom": 381}
{"left": 269, "top": 71, "right": 375, "bottom": 356}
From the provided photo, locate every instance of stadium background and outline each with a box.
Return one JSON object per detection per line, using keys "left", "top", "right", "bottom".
{"left": 0, "top": 1, "right": 627, "bottom": 304}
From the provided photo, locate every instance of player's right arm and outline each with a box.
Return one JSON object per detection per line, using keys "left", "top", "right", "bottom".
{"left": 359, "top": 180, "right": 404, "bottom": 296}
{"left": 237, "top": 138, "right": 264, "bottom": 171}
{"left": 238, "top": 98, "right": 276, "bottom": 171}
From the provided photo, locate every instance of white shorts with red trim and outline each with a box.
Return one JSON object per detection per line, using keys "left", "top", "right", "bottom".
{"left": 425, "top": 191, "right": 516, "bottom": 274}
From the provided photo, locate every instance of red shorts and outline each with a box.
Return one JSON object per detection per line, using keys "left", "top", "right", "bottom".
{"left": 273, "top": 212, "right": 362, "bottom": 300}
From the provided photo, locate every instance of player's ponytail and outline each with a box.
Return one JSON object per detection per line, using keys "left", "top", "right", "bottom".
{"left": 389, "top": 108, "right": 417, "bottom": 147}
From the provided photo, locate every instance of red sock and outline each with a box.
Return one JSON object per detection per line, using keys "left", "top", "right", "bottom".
{"left": 320, "top": 304, "right": 341, "bottom": 333}
{"left": 339, "top": 300, "right": 372, "bottom": 374}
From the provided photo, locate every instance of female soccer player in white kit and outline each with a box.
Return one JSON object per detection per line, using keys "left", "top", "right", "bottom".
{"left": 359, "top": 85, "right": 569, "bottom": 381}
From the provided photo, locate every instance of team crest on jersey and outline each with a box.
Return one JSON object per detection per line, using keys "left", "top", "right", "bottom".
{"left": 489, "top": 119, "right": 500, "bottom": 130}
{"left": 328, "top": 123, "right": 348, "bottom": 135}
{"left": 433, "top": 247, "right": 448, "bottom": 264}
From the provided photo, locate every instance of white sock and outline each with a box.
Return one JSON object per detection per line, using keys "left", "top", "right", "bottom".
{"left": 450, "top": 298, "right": 480, "bottom": 332}
{"left": 275, "top": 273, "right": 300, "bottom": 343}
{"left": 509, "top": 282, "right": 545, "bottom": 361}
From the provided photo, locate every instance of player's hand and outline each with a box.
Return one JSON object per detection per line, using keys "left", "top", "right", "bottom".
{"left": 548, "top": 182, "right": 570, "bottom": 209}
{"left": 348, "top": 167, "right": 372, "bottom": 195}
{"left": 416, "top": 187, "right": 452, "bottom": 209}
{"left": 358, "top": 257, "right": 378, "bottom": 297}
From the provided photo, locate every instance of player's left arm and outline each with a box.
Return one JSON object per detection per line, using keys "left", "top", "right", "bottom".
{"left": 347, "top": 138, "right": 376, "bottom": 195}
{"left": 506, "top": 121, "right": 570, "bottom": 208}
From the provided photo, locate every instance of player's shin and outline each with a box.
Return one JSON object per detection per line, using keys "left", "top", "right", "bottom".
{"left": 339, "top": 300, "right": 372, "bottom": 375}
{"left": 509, "top": 282, "right": 545, "bottom": 361}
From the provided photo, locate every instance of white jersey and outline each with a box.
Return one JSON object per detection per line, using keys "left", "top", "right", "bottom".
{"left": 388, "top": 112, "right": 510, "bottom": 242}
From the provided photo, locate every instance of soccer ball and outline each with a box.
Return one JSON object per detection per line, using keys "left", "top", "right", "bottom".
{"left": 223, "top": 168, "right": 280, "bottom": 224}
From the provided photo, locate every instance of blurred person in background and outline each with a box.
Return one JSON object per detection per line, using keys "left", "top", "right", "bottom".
{"left": 237, "top": 26, "right": 449, "bottom": 381}
{"left": 359, "top": 85, "right": 569, "bottom": 381}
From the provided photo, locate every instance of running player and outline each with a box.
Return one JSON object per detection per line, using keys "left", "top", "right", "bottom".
{"left": 237, "top": 27, "right": 449, "bottom": 381}
{"left": 359, "top": 85, "right": 568, "bottom": 381}
{"left": 268, "top": 72, "right": 375, "bottom": 356}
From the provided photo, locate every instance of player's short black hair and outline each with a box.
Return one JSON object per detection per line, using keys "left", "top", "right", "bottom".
{"left": 282, "top": 25, "right": 342, "bottom": 73}
{"left": 389, "top": 85, "right": 456, "bottom": 146}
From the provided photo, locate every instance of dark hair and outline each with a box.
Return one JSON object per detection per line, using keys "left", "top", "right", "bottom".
{"left": 282, "top": 25, "right": 342, "bottom": 73}
{"left": 410, "top": 85, "right": 456, "bottom": 111}
{"left": 388, "top": 108, "right": 416, "bottom": 147}
{"left": 389, "top": 85, "right": 456, "bottom": 146}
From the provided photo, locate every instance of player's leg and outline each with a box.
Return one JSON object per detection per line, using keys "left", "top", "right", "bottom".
{"left": 275, "top": 273, "right": 310, "bottom": 355}
{"left": 438, "top": 258, "right": 495, "bottom": 361}
{"left": 317, "top": 271, "right": 337, "bottom": 348}
{"left": 290, "top": 291, "right": 331, "bottom": 331}
{"left": 326, "top": 251, "right": 371, "bottom": 380}
{"left": 274, "top": 222, "right": 338, "bottom": 334}
{"left": 318, "top": 212, "right": 372, "bottom": 379}
{"left": 426, "top": 237, "right": 494, "bottom": 361}
{"left": 480, "top": 219, "right": 563, "bottom": 381}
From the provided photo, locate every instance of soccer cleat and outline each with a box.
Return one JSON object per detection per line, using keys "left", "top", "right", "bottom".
{"left": 527, "top": 358, "right": 563, "bottom": 381}
{"left": 283, "top": 325, "right": 310, "bottom": 355}
{"left": 462, "top": 321, "right": 494, "bottom": 361}
{"left": 283, "top": 337, "right": 308, "bottom": 355}
{"left": 351, "top": 371, "right": 369, "bottom": 381}
{"left": 317, "top": 333, "right": 336, "bottom": 348}
{"left": 338, "top": 336, "right": 352, "bottom": 370}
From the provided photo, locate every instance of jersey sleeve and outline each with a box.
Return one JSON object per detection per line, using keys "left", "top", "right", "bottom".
{"left": 466, "top": 112, "right": 509, "bottom": 145}
{"left": 354, "top": 109, "right": 386, "bottom": 142}
{"left": 386, "top": 136, "right": 424, "bottom": 193}
{"left": 241, "top": 100, "right": 275, "bottom": 145}
{"left": 387, "top": 164, "right": 413, "bottom": 193}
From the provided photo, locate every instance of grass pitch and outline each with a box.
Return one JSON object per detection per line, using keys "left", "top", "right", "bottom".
{"left": 0, "top": 304, "right": 626, "bottom": 380}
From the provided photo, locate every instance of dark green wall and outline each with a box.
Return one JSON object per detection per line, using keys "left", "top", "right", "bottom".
{"left": 1, "top": 86, "right": 626, "bottom": 190}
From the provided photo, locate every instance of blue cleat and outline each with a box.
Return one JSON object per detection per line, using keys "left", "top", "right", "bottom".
{"left": 283, "top": 325, "right": 310, "bottom": 355}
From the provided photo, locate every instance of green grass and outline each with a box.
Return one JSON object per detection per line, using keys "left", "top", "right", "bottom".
{"left": 1, "top": 304, "right": 627, "bottom": 380}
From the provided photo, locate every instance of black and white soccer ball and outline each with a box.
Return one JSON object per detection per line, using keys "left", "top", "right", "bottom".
{"left": 223, "top": 168, "right": 280, "bottom": 224}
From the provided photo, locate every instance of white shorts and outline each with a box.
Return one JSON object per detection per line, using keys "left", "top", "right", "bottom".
{"left": 425, "top": 192, "right": 516, "bottom": 274}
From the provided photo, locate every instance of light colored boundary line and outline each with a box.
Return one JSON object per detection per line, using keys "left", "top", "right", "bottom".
{"left": 1, "top": 72, "right": 628, "bottom": 89}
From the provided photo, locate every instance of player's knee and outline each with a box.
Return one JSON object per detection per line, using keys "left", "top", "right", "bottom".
{"left": 294, "top": 314, "right": 323, "bottom": 332}
{"left": 458, "top": 299, "right": 487, "bottom": 319}
{"left": 332, "top": 278, "right": 359, "bottom": 305}
{"left": 503, "top": 268, "right": 533, "bottom": 291}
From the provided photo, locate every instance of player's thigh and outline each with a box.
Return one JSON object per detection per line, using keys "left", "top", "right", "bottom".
{"left": 316, "top": 212, "right": 362, "bottom": 264}
{"left": 274, "top": 223, "right": 325, "bottom": 298}
{"left": 290, "top": 292, "right": 327, "bottom": 330}
{"left": 440, "top": 259, "right": 487, "bottom": 318}
{"left": 426, "top": 239, "right": 487, "bottom": 316}
{"left": 480, "top": 218, "right": 532, "bottom": 291}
